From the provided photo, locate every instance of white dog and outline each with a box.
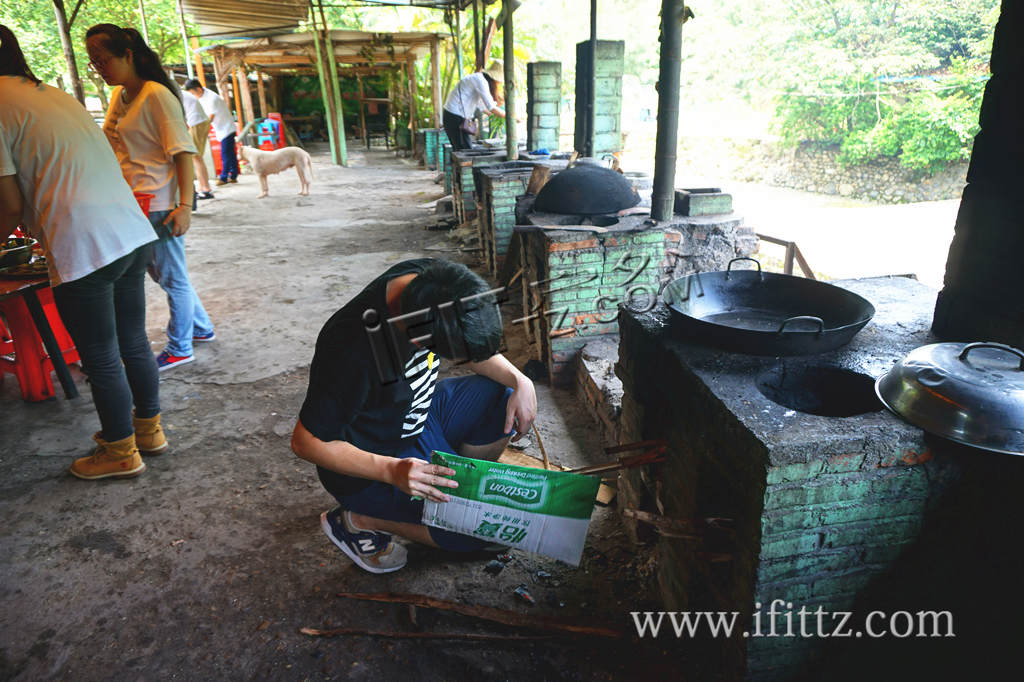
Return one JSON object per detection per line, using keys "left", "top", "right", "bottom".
{"left": 238, "top": 145, "right": 313, "bottom": 198}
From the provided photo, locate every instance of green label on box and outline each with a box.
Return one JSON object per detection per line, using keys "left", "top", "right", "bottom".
{"left": 431, "top": 451, "right": 598, "bottom": 519}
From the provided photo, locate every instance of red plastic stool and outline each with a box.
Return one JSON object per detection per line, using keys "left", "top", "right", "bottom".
{"left": 0, "top": 288, "right": 80, "bottom": 401}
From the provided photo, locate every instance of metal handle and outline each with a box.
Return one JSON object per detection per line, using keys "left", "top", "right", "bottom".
{"left": 725, "top": 257, "right": 762, "bottom": 280}
{"left": 958, "top": 342, "right": 1024, "bottom": 370}
{"left": 776, "top": 316, "right": 825, "bottom": 336}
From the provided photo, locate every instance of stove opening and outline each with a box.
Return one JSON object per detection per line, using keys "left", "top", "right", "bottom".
{"left": 755, "top": 364, "right": 883, "bottom": 417}
{"left": 549, "top": 215, "right": 621, "bottom": 227}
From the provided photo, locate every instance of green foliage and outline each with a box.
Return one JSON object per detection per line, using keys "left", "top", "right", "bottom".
{"left": 765, "top": 1, "right": 997, "bottom": 173}
{"left": 4, "top": 0, "right": 197, "bottom": 100}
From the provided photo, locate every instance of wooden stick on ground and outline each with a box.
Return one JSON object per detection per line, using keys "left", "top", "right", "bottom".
{"left": 334, "top": 592, "right": 624, "bottom": 638}
{"left": 532, "top": 425, "right": 550, "bottom": 470}
{"left": 300, "top": 627, "right": 554, "bottom": 641}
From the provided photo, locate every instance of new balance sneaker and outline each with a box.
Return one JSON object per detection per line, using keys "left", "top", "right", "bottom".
{"left": 320, "top": 507, "right": 408, "bottom": 574}
{"left": 156, "top": 350, "right": 194, "bottom": 371}
{"left": 193, "top": 331, "right": 216, "bottom": 343}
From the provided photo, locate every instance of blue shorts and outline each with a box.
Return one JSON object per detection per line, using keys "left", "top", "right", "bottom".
{"left": 317, "top": 375, "right": 513, "bottom": 551}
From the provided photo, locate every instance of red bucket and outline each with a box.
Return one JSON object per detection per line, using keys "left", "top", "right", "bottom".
{"left": 133, "top": 192, "right": 154, "bottom": 215}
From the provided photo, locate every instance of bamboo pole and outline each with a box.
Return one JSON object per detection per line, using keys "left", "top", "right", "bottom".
{"left": 357, "top": 74, "right": 368, "bottom": 148}
{"left": 430, "top": 36, "right": 442, "bottom": 128}
{"left": 502, "top": 0, "right": 517, "bottom": 160}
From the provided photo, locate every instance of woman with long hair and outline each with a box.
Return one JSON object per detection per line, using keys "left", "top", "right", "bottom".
{"left": 442, "top": 61, "right": 510, "bottom": 150}
{"left": 85, "top": 24, "right": 215, "bottom": 372}
{"left": 1, "top": 25, "right": 163, "bottom": 478}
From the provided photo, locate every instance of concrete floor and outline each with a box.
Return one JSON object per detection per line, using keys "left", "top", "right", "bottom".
{"left": 0, "top": 146, "right": 674, "bottom": 680}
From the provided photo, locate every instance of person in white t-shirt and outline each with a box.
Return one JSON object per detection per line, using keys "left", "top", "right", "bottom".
{"left": 0, "top": 25, "right": 162, "bottom": 480}
{"left": 442, "top": 61, "right": 509, "bottom": 150}
{"left": 184, "top": 79, "right": 238, "bottom": 185}
{"left": 182, "top": 90, "right": 214, "bottom": 200}
{"left": 86, "top": 23, "right": 215, "bottom": 372}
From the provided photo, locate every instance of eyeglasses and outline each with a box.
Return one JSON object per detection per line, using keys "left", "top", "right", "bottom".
{"left": 87, "top": 54, "right": 114, "bottom": 72}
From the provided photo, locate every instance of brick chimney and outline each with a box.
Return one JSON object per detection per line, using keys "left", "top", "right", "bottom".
{"left": 932, "top": 1, "right": 1024, "bottom": 346}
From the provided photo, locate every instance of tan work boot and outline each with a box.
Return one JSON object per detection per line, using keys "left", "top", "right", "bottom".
{"left": 133, "top": 412, "right": 168, "bottom": 455}
{"left": 70, "top": 433, "right": 146, "bottom": 480}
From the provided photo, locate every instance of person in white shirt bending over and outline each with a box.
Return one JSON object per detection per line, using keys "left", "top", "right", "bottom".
{"left": 182, "top": 89, "right": 214, "bottom": 200}
{"left": 0, "top": 25, "right": 164, "bottom": 480}
{"left": 442, "top": 60, "right": 509, "bottom": 150}
{"left": 183, "top": 78, "right": 238, "bottom": 186}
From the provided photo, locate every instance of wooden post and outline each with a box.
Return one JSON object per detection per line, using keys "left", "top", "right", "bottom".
{"left": 230, "top": 69, "right": 242, "bottom": 131}
{"left": 51, "top": 0, "right": 85, "bottom": 104}
{"left": 235, "top": 66, "right": 254, "bottom": 128}
{"left": 191, "top": 37, "right": 205, "bottom": 85}
{"left": 430, "top": 36, "right": 442, "bottom": 128}
{"left": 357, "top": 74, "right": 368, "bottom": 149}
{"left": 502, "top": 0, "right": 517, "bottom": 160}
{"left": 406, "top": 56, "right": 418, "bottom": 148}
{"left": 256, "top": 71, "right": 268, "bottom": 118}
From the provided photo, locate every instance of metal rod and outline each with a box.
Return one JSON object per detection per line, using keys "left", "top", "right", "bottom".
{"left": 176, "top": 0, "right": 194, "bottom": 79}
{"left": 454, "top": 6, "right": 464, "bottom": 80}
{"left": 23, "top": 288, "right": 78, "bottom": 399}
{"left": 503, "top": 0, "right": 517, "bottom": 159}
{"left": 586, "top": 0, "right": 597, "bottom": 157}
{"left": 138, "top": 0, "right": 151, "bottom": 44}
{"left": 472, "top": 0, "right": 481, "bottom": 70}
{"left": 651, "top": 0, "right": 687, "bottom": 222}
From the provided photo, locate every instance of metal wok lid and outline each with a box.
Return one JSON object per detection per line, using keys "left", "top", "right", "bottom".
{"left": 533, "top": 164, "right": 639, "bottom": 215}
{"left": 875, "top": 342, "right": 1024, "bottom": 455}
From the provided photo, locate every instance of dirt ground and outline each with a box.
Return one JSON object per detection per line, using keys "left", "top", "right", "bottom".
{"left": 0, "top": 145, "right": 678, "bottom": 680}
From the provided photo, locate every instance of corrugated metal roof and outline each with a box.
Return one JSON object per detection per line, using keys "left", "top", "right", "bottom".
{"left": 180, "top": 0, "right": 483, "bottom": 39}
{"left": 181, "top": 0, "right": 312, "bottom": 39}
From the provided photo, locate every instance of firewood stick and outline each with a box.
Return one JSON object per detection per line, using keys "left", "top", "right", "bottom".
{"left": 335, "top": 592, "right": 623, "bottom": 638}
{"left": 301, "top": 627, "right": 553, "bottom": 641}
{"left": 532, "top": 425, "right": 550, "bottom": 470}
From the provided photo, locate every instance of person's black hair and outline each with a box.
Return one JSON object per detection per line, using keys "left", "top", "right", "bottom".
{"left": 0, "top": 25, "right": 40, "bottom": 84}
{"left": 86, "top": 24, "right": 181, "bottom": 101}
{"left": 183, "top": 78, "right": 202, "bottom": 91}
{"left": 400, "top": 260, "right": 503, "bottom": 362}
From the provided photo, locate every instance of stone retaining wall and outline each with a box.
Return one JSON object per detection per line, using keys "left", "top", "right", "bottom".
{"left": 679, "top": 138, "right": 967, "bottom": 204}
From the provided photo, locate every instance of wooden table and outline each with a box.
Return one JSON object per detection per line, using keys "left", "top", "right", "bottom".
{"left": 0, "top": 275, "right": 79, "bottom": 399}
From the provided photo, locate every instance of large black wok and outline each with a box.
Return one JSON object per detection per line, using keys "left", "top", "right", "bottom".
{"left": 664, "top": 258, "right": 875, "bottom": 356}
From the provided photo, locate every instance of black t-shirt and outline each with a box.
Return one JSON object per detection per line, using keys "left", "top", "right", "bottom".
{"left": 299, "top": 259, "right": 441, "bottom": 455}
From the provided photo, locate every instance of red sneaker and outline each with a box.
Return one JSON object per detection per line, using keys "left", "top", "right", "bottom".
{"left": 156, "top": 350, "right": 194, "bottom": 371}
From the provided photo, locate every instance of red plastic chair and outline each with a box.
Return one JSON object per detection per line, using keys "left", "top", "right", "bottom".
{"left": 0, "top": 287, "right": 80, "bottom": 401}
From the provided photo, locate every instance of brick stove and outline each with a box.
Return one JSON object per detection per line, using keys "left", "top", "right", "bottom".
{"left": 517, "top": 187, "right": 756, "bottom": 385}
{"left": 613, "top": 275, "right": 1024, "bottom": 680}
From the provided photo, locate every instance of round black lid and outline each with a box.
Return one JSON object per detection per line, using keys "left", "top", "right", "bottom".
{"left": 533, "top": 164, "right": 640, "bottom": 215}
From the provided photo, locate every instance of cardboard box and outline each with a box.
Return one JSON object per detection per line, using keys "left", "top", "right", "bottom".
{"left": 421, "top": 451, "right": 600, "bottom": 565}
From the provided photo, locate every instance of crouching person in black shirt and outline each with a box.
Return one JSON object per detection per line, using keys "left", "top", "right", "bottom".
{"left": 291, "top": 259, "right": 537, "bottom": 573}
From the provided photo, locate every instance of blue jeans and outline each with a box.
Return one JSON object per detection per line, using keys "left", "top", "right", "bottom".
{"left": 317, "top": 375, "right": 513, "bottom": 551}
{"left": 147, "top": 211, "right": 214, "bottom": 357}
{"left": 218, "top": 133, "right": 238, "bottom": 181}
{"left": 52, "top": 243, "right": 159, "bottom": 441}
